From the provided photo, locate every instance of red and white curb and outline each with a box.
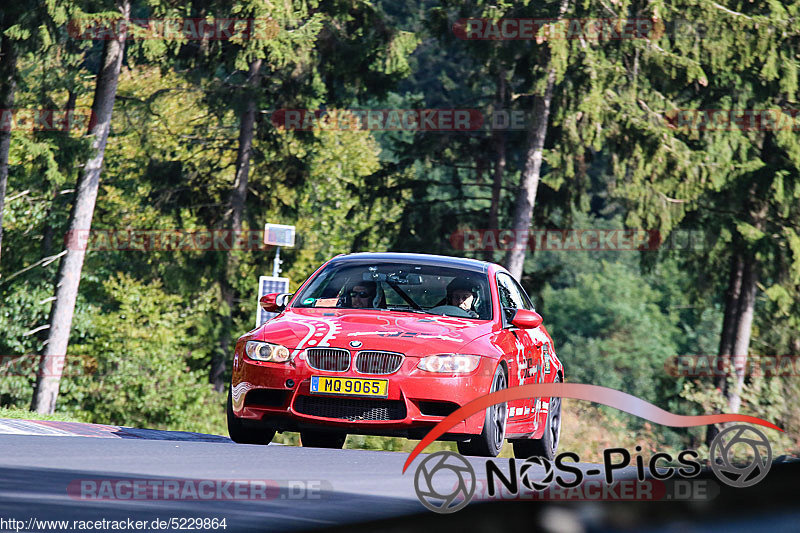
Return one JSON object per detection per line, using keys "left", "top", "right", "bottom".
{"left": 0, "top": 418, "right": 232, "bottom": 442}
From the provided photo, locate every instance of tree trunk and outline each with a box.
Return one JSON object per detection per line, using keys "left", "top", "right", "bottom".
{"left": 502, "top": 83, "right": 554, "bottom": 279}
{"left": 485, "top": 69, "right": 506, "bottom": 262}
{"left": 726, "top": 255, "right": 758, "bottom": 414}
{"left": 229, "top": 59, "right": 262, "bottom": 235}
{"left": 488, "top": 137, "right": 505, "bottom": 234}
{"left": 211, "top": 58, "right": 262, "bottom": 392}
{"left": 717, "top": 253, "right": 744, "bottom": 389}
{"left": 720, "top": 185, "right": 768, "bottom": 416}
{"left": 0, "top": 32, "right": 17, "bottom": 267}
{"left": 31, "top": 0, "right": 130, "bottom": 414}
{"left": 214, "top": 283, "right": 235, "bottom": 392}
{"left": 503, "top": 0, "right": 569, "bottom": 280}
{"left": 705, "top": 251, "right": 744, "bottom": 444}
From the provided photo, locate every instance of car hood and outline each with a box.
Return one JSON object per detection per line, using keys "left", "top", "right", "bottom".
{"left": 249, "top": 308, "right": 496, "bottom": 357}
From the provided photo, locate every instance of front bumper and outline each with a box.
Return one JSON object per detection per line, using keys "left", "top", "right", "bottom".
{"left": 230, "top": 344, "right": 498, "bottom": 438}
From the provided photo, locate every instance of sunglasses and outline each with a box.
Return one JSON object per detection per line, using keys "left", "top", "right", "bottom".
{"left": 350, "top": 290, "right": 372, "bottom": 298}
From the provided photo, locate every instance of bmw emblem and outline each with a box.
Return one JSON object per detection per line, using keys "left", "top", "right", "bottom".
{"left": 350, "top": 340, "right": 362, "bottom": 348}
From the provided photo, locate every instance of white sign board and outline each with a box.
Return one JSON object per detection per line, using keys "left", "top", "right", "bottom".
{"left": 256, "top": 275, "right": 290, "bottom": 327}
{"left": 264, "top": 223, "right": 296, "bottom": 247}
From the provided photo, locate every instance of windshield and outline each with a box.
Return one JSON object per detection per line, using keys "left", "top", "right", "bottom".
{"left": 293, "top": 261, "right": 492, "bottom": 320}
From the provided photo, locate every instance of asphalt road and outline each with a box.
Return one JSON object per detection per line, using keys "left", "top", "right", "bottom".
{"left": 0, "top": 431, "right": 642, "bottom": 532}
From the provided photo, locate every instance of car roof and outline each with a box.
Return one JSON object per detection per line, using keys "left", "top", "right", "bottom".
{"left": 329, "top": 252, "right": 494, "bottom": 274}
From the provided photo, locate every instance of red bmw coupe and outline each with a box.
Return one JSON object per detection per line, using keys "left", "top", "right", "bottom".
{"left": 227, "top": 252, "right": 564, "bottom": 458}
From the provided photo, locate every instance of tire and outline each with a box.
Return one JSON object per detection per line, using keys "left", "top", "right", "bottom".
{"left": 457, "top": 364, "right": 507, "bottom": 457}
{"left": 300, "top": 430, "right": 347, "bottom": 449}
{"left": 512, "top": 375, "right": 562, "bottom": 460}
{"left": 227, "top": 389, "right": 275, "bottom": 445}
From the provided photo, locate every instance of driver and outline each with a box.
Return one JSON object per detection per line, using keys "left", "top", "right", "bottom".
{"left": 347, "top": 281, "right": 379, "bottom": 308}
{"left": 446, "top": 277, "right": 479, "bottom": 317}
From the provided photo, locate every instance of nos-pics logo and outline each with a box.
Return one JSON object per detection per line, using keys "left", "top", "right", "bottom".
{"left": 413, "top": 424, "right": 772, "bottom": 514}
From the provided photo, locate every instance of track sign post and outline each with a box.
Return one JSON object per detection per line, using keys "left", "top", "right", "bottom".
{"left": 258, "top": 224, "right": 295, "bottom": 326}
{"left": 257, "top": 275, "right": 290, "bottom": 326}
{"left": 264, "top": 224, "right": 295, "bottom": 247}
{"left": 264, "top": 223, "right": 295, "bottom": 277}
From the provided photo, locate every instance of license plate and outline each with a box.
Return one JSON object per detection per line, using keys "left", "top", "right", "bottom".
{"left": 309, "top": 376, "right": 388, "bottom": 398}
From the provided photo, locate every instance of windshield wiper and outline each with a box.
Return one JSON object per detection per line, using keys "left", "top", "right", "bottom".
{"left": 385, "top": 306, "right": 429, "bottom": 314}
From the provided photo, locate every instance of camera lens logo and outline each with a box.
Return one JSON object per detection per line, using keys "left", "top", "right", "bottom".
{"left": 709, "top": 424, "right": 772, "bottom": 488}
{"left": 413, "top": 451, "right": 476, "bottom": 514}
{"left": 519, "top": 456, "right": 554, "bottom": 491}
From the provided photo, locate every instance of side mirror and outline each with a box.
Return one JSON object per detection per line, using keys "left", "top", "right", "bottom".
{"left": 511, "top": 309, "right": 543, "bottom": 329}
{"left": 260, "top": 292, "right": 293, "bottom": 313}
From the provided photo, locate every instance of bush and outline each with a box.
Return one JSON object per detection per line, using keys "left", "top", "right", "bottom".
{"left": 59, "top": 273, "right": 226, "bottom": 435}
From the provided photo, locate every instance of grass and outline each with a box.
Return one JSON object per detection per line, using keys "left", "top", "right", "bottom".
{"left": 0, "top": 406, "right": 87, "bottom": 423}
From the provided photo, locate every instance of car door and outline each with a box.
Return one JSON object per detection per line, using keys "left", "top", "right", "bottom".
{"left": 506, "top": 273, "right": 556, "bottom": 434}
{"left": 496, "top": 272, "right": 538, "bottom": 423}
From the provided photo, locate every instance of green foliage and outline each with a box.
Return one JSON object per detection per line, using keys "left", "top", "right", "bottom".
{"left": 542, "top": 259, "right": 679, "bottom": 404}
{"left": 60, "top": 274, "right": 225, "bottom": 434}
{"left": 286, "top": 125, "right": 405, "bottom": 280}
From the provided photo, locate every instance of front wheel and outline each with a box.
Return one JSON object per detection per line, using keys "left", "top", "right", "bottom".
{"left": 457, "top": 364, "right": 507, "bottom": 457}
{"left": 512, "top": 375, "right": 562, "bottom": 460}
{"left": 227, "top": 389, "right": 275, "bottom": 445}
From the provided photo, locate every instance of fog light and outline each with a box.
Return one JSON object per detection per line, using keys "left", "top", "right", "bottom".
{"left": 286, "top": 379, "right": 295, "bottom": 388}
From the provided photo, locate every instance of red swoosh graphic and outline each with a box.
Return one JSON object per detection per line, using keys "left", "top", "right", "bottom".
{"left": 402, "top": 383, "right": 782, "bottom": 473}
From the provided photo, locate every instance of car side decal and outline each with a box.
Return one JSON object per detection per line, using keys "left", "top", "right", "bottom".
{"left": 231, "top": 382, "right": 253, "bottom": 404}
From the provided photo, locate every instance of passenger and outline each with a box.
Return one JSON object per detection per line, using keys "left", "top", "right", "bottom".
{"left": 446, "top": 277, "right": 479, "bottom": 317}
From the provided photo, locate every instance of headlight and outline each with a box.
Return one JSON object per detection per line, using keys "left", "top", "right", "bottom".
{"left": 417, "top": 354, "right": 481, "bottom": 373}
{"left": 245, "top": 341, "right": 291, "bottom": 363}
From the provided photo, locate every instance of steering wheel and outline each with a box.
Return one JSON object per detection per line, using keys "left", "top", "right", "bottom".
{"left": 427, "top": 305, "right": 475, "bottom": 318}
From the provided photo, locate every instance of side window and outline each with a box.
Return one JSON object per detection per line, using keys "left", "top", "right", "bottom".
{"left": 510, "top": 277, "right": 534, "bottom": 310}
{"left": 497, "top": 273, "right": 526, "bottom": 324}
{"left": 497, "top": 278, "right": 515, "bottom": 309}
